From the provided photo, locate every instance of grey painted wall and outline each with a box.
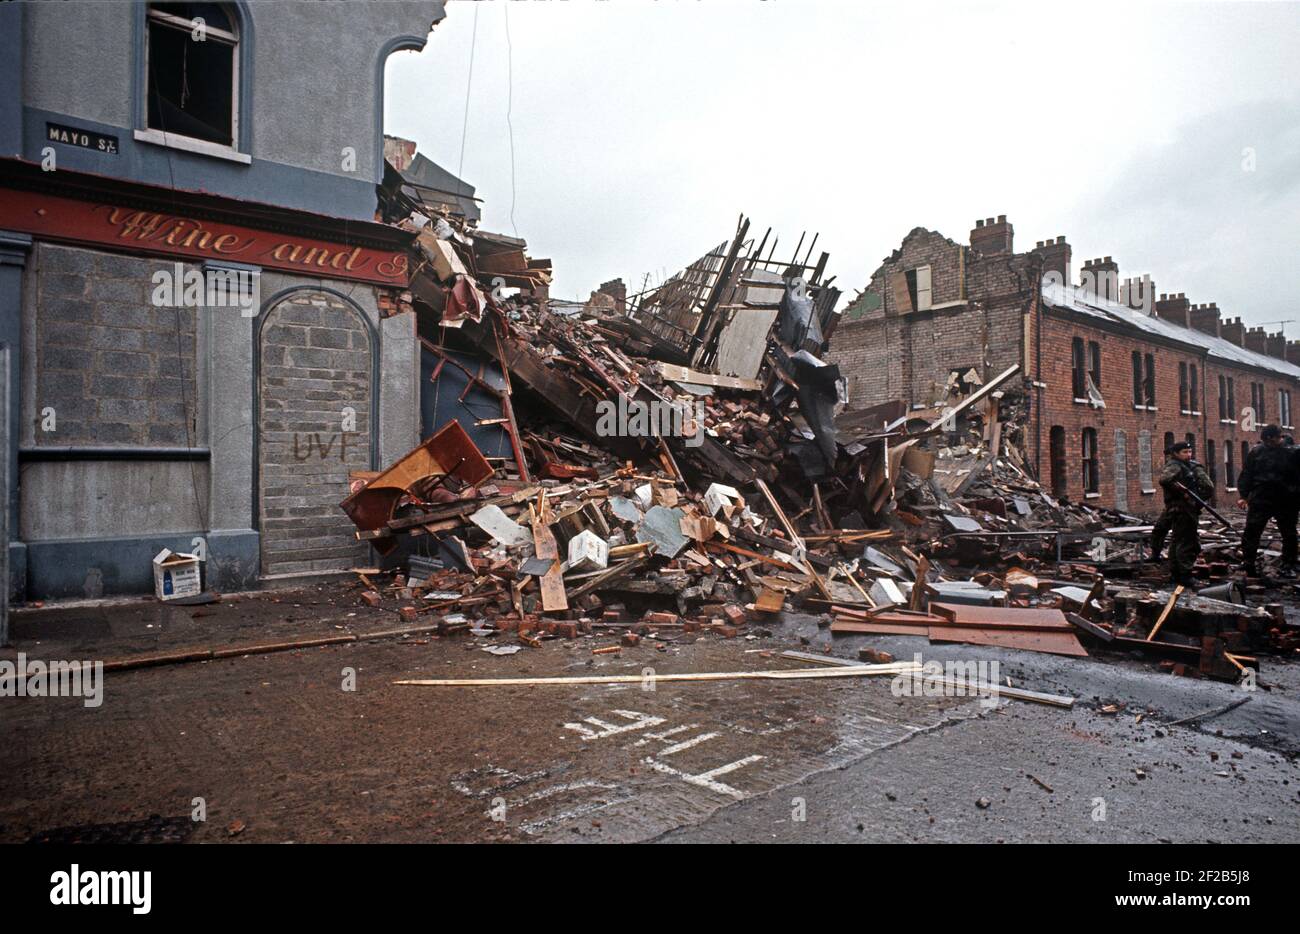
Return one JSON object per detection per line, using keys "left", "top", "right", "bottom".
{"left": 16, "top": 0, "right": 446, "bottom": 219}
{"left": 11, "top": 241, "right": 423, "bottom": 599}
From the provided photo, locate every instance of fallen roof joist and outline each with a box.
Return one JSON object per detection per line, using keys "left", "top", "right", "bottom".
{"left": 394, "top": 661, "right": 917, "bottom": 688}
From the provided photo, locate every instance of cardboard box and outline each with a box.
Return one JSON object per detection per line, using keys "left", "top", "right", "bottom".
{"left": 153, "top": 549, "right": 202, "bottom": 601}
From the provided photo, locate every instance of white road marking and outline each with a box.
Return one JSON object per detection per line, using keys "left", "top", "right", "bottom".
{"left": 658, "top": 732, "right": 720, "bottom": 755}
{"left": 644, "top": 754, "right": 765, "bottom": 798}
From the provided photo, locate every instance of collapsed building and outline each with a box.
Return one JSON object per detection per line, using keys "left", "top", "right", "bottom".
{"left": 825, "top": 217, "right": 1300, "bottom": 516}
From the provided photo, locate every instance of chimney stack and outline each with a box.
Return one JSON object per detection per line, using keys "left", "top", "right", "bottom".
{"left": 1265, "top": 331, "right": 1288, "bottom": 360}
{"left": 1244, "top": 326, "right": 1268, "bottom": 354}
{"left": 1188, "top": 301, "right": 1221, "bottom": 337}
{"left": 970, "top": 215, "right": 1014, "bottom": 255}
{"left": 1032, "top": 235, "right": 1071, "bottom": 284}
{"left": 1220, "top": 315, "right": 1246, "bottom": 347}
{"left": 1120, "top": 275, "right": 1155, "bottom": 313}
{"left": 1080, "top": 256, "right": 1120, "bottom": 302}
{"left": 1288, "top": 340, "right": 1300, "bottom": 366}
{"left": 1154, "top": 292, "right": 1191, "bottom": 327}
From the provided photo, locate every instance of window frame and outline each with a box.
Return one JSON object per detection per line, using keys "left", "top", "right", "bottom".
{"left": 135, "top": 3, "right": 250, "bottom": 164}
{"left": 1081, "top": 426, "right": 1100, "bottom": 497}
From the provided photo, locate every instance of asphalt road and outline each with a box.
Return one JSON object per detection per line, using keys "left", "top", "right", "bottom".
{"left": 1, "top": 592, "right": 1296, "bottom": 843}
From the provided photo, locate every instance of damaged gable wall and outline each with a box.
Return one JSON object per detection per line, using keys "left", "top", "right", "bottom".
{"left": 827, "top": 224, "right": 1030, "bottom": 411}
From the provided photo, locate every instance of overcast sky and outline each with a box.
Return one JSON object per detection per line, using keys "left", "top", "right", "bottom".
{"left": 384, "top": 0, "right": 1300, "bottom": 338}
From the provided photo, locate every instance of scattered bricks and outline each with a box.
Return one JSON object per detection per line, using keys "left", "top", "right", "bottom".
{"left": 359, "top": 592, "right": 381, "bottom": 608}
{"left": 645, "top": 611, "right": 679, "bottom": 625}
{"left": 859, "top": 647, "right": 895, "bottom": 664}
{"left": 592, "top": 645, "right": 622, "bottom": 656}
{"left": 723, "top": 604, "right": 746, "bottom": 626}
{"left": 437, "top": 619, "right": 470, "bottom": 636}
{"left": 398, "top": 606, "right": 419, "bottom": 622}
{"left": 553, "top": 621, "right": 579, "bottom": 638}
{"left": 621, "top": 632, "right": 641, "bottom": 647}
{"left": 578, "top": 618, "right": 594, "bottom": 634}
{"left": 683, "top": 620, "right": 701, "bottom": 633}
{"left": 602, "top": 610, "right": 622, "bottom": 623}
{"left": 714, "top": 624, "right": 740, "bottom": 638}
{"left": 497, "top": 617, "right": 520, "bottom": 632}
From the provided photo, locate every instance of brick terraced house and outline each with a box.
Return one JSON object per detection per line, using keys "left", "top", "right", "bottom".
{"left": 826, "top": 216, "right": 1300, "bottom": 516}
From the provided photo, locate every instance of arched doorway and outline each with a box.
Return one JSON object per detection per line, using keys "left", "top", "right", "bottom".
{"left": 256, "top": 289, "right": 376, "bottom": 576}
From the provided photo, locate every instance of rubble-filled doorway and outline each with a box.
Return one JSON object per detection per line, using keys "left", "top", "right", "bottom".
{"left": 256, "top": 290, "right": 375, "bottom": 577}
{"left": 1049, "top": 425, "right": 1067, "bottom": 499}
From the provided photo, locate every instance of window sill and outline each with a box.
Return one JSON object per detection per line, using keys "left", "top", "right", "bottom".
{"left": 1226, "top": 487, "right": 1238, "bottom": 493}
{"left": 134, "top": 128, "right": 251, "bottom": 164}
{"left": 1073, "top": 397, "right": 1089, "bottom": 405}
{"left": 1219, "top": 419, "right": 1237, "bottom": 425}
{"left": 1141, "top": 488, "right": 1156, "bottom": 495}
{"left": 1084, "top": 492, "right": 1101, "bottom": 499}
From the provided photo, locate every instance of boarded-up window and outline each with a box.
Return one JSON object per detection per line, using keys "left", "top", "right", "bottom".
{"left": 1138, "top": 430, "right": 1154, "bottom": 492}
{"left": 1113, "top": 429, "right": 1129, "bottom": 512}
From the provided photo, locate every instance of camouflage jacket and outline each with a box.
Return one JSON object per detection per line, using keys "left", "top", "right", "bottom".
{"left": 1237, "top": 442, "right": 1299, "bottom": 500}
{"left": 1158, "top": 458, "right": 1213, "bottom": 511}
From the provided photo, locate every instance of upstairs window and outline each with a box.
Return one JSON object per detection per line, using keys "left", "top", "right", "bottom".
{"left": 1143, "top": 353, "right": 1155, "bottom": 406}
{"left": 1188, "top": 364, "right": 1199, "bottom": 412}
{"left": 1071, "top": 338, "right": 1087, "bottom": 399}
{"left": 1131, "top": 351, "right": 1142, "bottom": 406}
{"left": 146, "top": 3, "right": 239, "bottom": 147}
{"left": 1225, "top": 441, "right": 1236, "bottom": 488}
{"left": 1179, "top": 362, "right": 1189, "bottom": 412}
{"left": 1218, "top": 374, "right": 1227, "bottom": 420}
{"left": 1206, "top": 439, "right": 1216, "bottom": 484}
{"left": 1088, "top": 341, "right": 1102, "bottom": 389}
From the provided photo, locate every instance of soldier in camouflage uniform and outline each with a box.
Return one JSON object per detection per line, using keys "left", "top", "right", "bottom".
{"left": 1236, "top": 424, "right": 1299, "bottom": 578}
{"left": 1156, "top": 441, "right": 1214, "bottom": 587}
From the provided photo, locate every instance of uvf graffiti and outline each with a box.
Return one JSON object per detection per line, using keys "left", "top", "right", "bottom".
{"left": 292, "top": 432, "right": 358, "bottom": 462}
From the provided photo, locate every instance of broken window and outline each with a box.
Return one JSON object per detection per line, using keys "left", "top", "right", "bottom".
{"left": 1088, "top": 341, "right": 1101, "bottom": 389}
{"left": 1218, "top": 374, "right": 1227, "bottom": 420}
{"left": 1179, "top": 362, "right": 1189, "bottom": 412}
{"left": 1163, "top": 431, "right": 1175, "bottom": 457}
{"left": 1188, "top": 364, "right": 1199, "bottom": 412}
{"left": 1225, "top": 439, "right": 1236, "bottom": 488}
{"left": 1071, "top": 337, "right": 1086, "bottom": 399}
{"left": 905, "top": 265, "right": 932, "bottom": 312}
{"left": 1131, "top": 351, "right": 1143, "bottom": 406}
{"left": 1081, "top": 427, "right": 1099, "bottom": 494}
{"left": 146, "top": 3, "right": 238, "bottom": 147}
{"left": 1227, "top": 378, "right": 1235, "bottom": 420}
{"left": 1143, "top": 353, "right": 1155, "bottom": 406}
{"left": 1206, "top": 439, "right": 1216, "bottom": 484}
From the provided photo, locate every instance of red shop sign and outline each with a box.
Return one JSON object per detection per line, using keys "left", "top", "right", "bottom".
{"left": 0, "top": 186, "right": 410, "bottom": 286}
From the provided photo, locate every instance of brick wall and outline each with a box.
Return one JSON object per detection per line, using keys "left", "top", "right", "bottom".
{"left": 829, "top": 227, "right": 1018, "bottom": 408}
{"left": 31, "top": 244, "right": 197, "bottom": 447}
{"left": 829, "top": 223, "right": 1300, "bottom": 518}
{"left": 258, "top": 292, "right": 373, "bottom": 576}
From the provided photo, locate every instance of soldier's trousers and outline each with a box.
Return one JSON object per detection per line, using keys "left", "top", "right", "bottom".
{"left": 1167, "top": 511, "right": 1201, "bottom": 586}
{"left": 1151, "top": 510, "right": 1173, "bottom": 557}
{"left": 1241, "top": 496, "right": 1299, "bottom": 568}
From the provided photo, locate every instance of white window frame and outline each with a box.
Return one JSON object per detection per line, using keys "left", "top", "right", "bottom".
{"left": 138, "top": 6, "right": 249, "bottom": 163}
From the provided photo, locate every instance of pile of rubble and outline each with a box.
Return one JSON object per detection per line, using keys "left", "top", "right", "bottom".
{"left": 335, "top": 198, "right": 1298, "bottom": 684}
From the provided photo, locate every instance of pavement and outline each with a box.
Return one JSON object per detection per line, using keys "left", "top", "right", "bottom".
{"left": 1, "top": 583, "right": 1297, "bottom": 844}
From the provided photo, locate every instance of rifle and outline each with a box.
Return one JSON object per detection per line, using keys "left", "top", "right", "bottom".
{"left": 1173, "top": 479, "right": 1233, "bottom": 530}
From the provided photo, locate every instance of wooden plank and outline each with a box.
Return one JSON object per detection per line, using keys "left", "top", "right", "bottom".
{"left": 395, "top": 662, "right": 918, "bottom": 688}
{"left": 531, "top": 493, "right": 568, "bottom": 612}
{"left": 657, "top": 363, "right": 763, "bottom": 391}
{"left": 778, "top": 651, "right": 1075, "bottom": 708}
{"left": 1146, "top": 585, "right": 1184, "bottom": 641}
{"left": 926, "top": 625, "right": 1088, "bottom": 657}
